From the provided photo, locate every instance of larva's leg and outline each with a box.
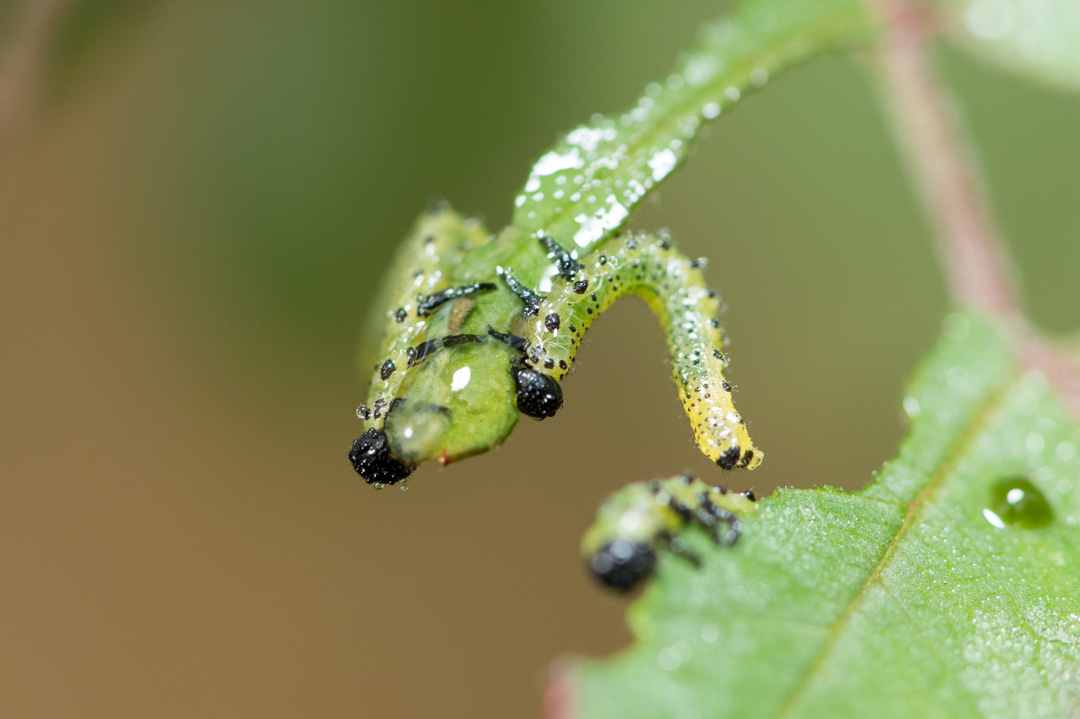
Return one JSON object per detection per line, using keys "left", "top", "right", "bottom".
{"left": 697, "top": 496, "right": 742, "bottom": 547}
{"left": 663, "top": 532, "right": 703, "bottom": 568}
{"left": 514, "top": 231, "right": 762, "bottom": 470}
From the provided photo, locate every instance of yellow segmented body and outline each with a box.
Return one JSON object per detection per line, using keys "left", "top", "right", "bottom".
{"left": 514, "top": 231, "right": 761, "bottom": 470}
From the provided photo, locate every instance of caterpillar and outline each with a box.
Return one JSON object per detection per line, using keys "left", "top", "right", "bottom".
{"left": 348, "top": 204, "right": 762, "bottom": 487}
{"left": 581, "top": 475, "right": 757, "bottom": 592}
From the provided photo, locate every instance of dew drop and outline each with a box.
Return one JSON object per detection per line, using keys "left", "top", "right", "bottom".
{"left": 1055, "top": 441, "right": 1076, "bottom": 461}
{"left": 372, "top": 482, "right": 384, "bottom": 491}
{"left": 657, "top": 646, "right": 683, "bottom": 671}
{"left": 983, "top": 477, "right": 1053, "bottom": 530}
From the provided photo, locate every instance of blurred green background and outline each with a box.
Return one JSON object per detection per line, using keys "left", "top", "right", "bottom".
{"left": 1, "top": 1, "right": 1077, "bottom": 717}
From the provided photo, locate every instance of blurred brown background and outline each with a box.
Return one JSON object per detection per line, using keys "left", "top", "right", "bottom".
{"left": 1, "top": 1, "right": 1078, "bottom": 717}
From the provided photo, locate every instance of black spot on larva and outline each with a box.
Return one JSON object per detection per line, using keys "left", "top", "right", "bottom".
{"left": 722, "top": 381, "right": 733, "bottom": 392}
{"left": 544, "top": 359, "right": 555, "bottom": 369}
{"left": 356, "top": 404, "right": 371, "bottom": 420}
{"left": 513, "top": 367, "right": 563, "bottom": 419}
{"left": 709, "top": 319, "right": 720, "bottom": 329}
{"left": 568, "top": 325, "right": 577, "bottom": 333}
{"left": 380, "top": 359, "right": 396, "bottom": 380}
{"left": 713, "top": 349, "right": 725, "bottom": 360}
{"left": 658, "top": 238, "right": 671, "bottom": 250}
{"left": 717, "top": 446, "right": 741, "bottom": 470}
{"left": 689, "top": 257, "right": 704, "bottom": 269}
{"left": 599, "top": 255, "right": 607, "bottom": 265}
{"left": 706, "top": 289, "right": 717, "bottom": 299}
{"left": 395, "top": 308, "right": 407, "bottom": 323}
{"left": 348, "top": 428, "right": 414, "bottom": 485}
{"left": 544, "top": 312, "right": 561, "bottom": 332}
{"left": 590, "top": 540, "right": 657, "bottom": 593}
{"left": 558, "top": 360, "right": 568, "bottom": 370}
{"left": 572, "top": 279, "right": 589, "bottom": 294}
{"left": 741, "top": 490, "right": 757, "bottom": 502}
{"left": 741, "top": 449, "right": 755, "bottom": 468}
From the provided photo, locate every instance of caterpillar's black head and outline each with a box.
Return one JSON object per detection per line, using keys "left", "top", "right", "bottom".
{"left": 513, "top": 366, "right": 563, "bottom": 419}
{"left": 718, "top": 444, "right": 756, "bottom": 470}
{"left": 348, "top": 428, "right": 414, "bottom": 485}
{"left": 589, "top": 539, "right": 657, "bottom": 592}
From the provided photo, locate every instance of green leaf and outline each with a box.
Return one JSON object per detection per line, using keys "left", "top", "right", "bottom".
{"left": 351, "top": 0, "right": 886, "bottom": 480}
{"left": 935, "top": 0, "right": 1080, "bottom": 93}
{"left": 507, "top": 0, "right": 875, "bottom": 256}
{"left": 568, "top": 312, "right": 1080, "bottom": 719}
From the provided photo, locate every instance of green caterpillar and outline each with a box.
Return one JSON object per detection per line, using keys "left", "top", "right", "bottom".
{"left": 581, "top": 475, "right": 757, "bottom": 592}
{"left": 343, "top": 0, "right": 866, "bottom": 486}
{"left": 348, "top": 203, "right": 761, "bottom": 487}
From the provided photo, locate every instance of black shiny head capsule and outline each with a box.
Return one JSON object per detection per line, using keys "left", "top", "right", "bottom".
{"left": 590, "top": 539, "right": 657, "bottom": 592}
{"left": 717, "top": 445, "right": 741, "bottom": 470}
{"left": 513, "top": 366, "right": 563, "bottom": 419}
{"left": 348, "top": 428, "right": 414, "bottom": 485}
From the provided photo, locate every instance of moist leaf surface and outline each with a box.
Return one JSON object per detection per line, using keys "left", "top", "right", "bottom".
{"left": 572, "top": 313, "right": 1080, "bottom": 719}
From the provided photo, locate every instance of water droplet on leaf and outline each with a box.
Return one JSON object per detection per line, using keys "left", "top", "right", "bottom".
{"left": 983, "top": 477, "right": 1052, "bottom": 530}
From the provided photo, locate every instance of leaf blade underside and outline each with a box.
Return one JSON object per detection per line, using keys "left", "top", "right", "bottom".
{"left": 506, "top": 0, "right": 876, "bottom": 258}
{"left": 935, "top": 0, "right": 1080, "bottom": 94}
{"left": 570, "top": 313, "right": 1080, "bottom": 719}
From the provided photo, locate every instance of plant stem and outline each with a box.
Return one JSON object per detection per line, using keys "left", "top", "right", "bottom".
{"left": 868, "top": 0, "right": 1080, "bottom": 416}
{"left": 869, "top": 0, "right": 1019, "bottom": 319}
{"left": 0, "top": 0, "right": 69, "bottom": 165}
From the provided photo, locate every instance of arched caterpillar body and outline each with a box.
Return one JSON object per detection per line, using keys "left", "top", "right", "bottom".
{"left": 581, "top": 475, "right": 757, "bottom": 592}
{"left": 510, "top": 230, "right": 761, "bottom": 470}
{"left": 344, "top": 0, "right": 881, "bottom": 485}
{"left": 350, "top": 206, "right": 761, "bottom": 486}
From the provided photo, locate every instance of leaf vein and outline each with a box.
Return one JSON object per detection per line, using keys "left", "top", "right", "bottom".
{"left": 771, "top": 377, "right": 1013, "bottom": 718}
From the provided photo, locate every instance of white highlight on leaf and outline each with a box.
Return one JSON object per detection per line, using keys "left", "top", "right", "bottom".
{"left": 572, "top": 202, "right": 628, "bottom": 248}
{"left": 648, "top": 148, "right": 678, "bottom": 182}
{"left": 531, "top": 148, "right": 584, "bottom": 178}
{"left": 451, "top": 366, "right": 471, "bottom": 392}
{"left": 982, "top": 508, "right": 1007, "bottom": 529}
{"left": 684, "top": 56, "right": 717, "bottom": 87}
